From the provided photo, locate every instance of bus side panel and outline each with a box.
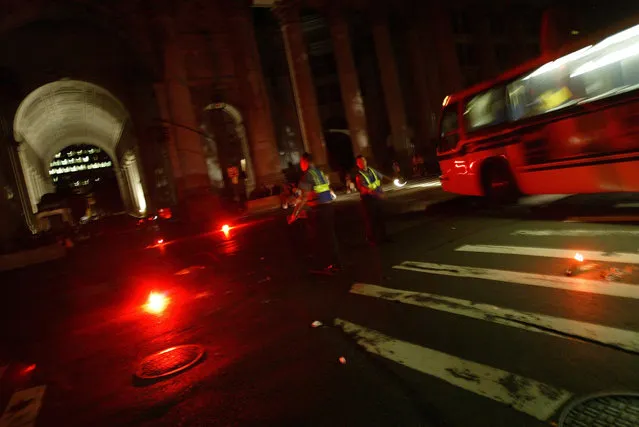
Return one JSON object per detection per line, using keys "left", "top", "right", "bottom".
{"left": 441, "top": 142, "right": 516, "bottom": 196}
{"left": 517, "top": 166, "right": 620, "bottom": 194}
{"left": 439, "top": 156, "right": 483, "bottom": 196}
{"left": 607, "top": 101, "right": 639, "bottom": 191}
{"left": 515, "top": 110, "right": 627, "bottom": 194}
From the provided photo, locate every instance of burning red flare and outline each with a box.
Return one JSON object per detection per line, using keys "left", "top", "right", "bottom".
{"left": 221, "top": 224, "right": 231, "bottom": 236}
{"left": 145, "top": 292, "right": 169, "bottom": 314}
{"left": 574, "top": 253, "right": 584, "bottom": 262}
{"left": 157, "top": 239, "right": 164, "bottom": 245}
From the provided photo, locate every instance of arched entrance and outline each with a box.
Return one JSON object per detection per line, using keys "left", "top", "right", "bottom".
{"left": 13, "top": 79, "right": 148, "bottom": 224}
{"left": 201, "top": 103, "right": 255, "bottom": 194}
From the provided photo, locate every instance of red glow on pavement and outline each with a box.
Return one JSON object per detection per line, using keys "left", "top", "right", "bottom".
{"left": 145, "top": 292, "right": 169, "bottom": 314}
{"left": 574, "top": 253, "right": 584, "bottom": 262}
{"left": 158, "top": 208, "right": 172, "bottom": 219}
{"left": 22, "top": 364, "right": 36, "bottom": 374}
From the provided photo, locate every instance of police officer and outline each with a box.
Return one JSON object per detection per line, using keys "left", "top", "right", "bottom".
{"left": 355, "top": 155, "right": 390, "bottom": 245}
{"left": 288, "top": 152, "right": 340, "bottom": 274}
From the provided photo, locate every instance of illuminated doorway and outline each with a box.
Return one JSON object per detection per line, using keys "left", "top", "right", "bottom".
{"left": 48, "top": 144, "right": 122, "bottom": 219}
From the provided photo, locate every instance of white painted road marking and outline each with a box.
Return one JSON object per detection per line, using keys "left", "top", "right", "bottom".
{"left": 393, "top": 261, "right": 639, "bottom": 300}
{"left": 351, "top": 283, "right": 639, "bottom": 353}
{"left": 565, "top": 215, "right": 639, "bottom": 223}
{"left": 0, "top": 385, "right": 46, "bottom": 427}
{"left": 512, "top": 229, "right": 639, "bottom": 237}
{"left": 614, "top": 203, "right": 639, "bottom": 208}
{"left": 335, "top": 318, "right": 572, "bottom": 421}
{"left": 517, "top": 194, "right": 572, "bottom": 206}
{"left": 456, "top": 244, "right": 639, "bottom": 264}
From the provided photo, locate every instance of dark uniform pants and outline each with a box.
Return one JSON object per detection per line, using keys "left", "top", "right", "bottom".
{"left": 361, "top": 195, "right": 387, "bottom": 244}
{"left": 306, "top": 202, "right": 340, "bottom": 269}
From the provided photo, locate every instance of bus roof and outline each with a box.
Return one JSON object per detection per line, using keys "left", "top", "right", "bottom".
{"left": 444, "top": 15, "right": 639, "bottom": 107}
{"left": 444, "top": 56, "right": 548, "bottom": 106}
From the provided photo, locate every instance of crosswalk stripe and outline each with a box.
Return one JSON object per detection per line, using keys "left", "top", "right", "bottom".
{"left": 0, "top": 385, "right": 46, "bottom": 427}
{"left": 512, "top": 229, "right": 639, "bottom": 237}
{"left": 335, "top": 318, "right": 572, "bottom": 421}
{"left": 351, "top": 283, "right": 639, "bottom": 354}
{"left": 456, "top": 244, "right": 639, "bottom": 264}
{"left": 565, "top": 215, "right": 639, "bottom": 223}
{"left": 393, "top": 261, "right": 639, "bottom": 300}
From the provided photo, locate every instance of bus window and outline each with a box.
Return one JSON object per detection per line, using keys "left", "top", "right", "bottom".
{"left": 464, "top": 86, "right": 507, "bottom": 131}
{"left": 569, "top": 23, "right": 639, "bottom": 101}
{"left": 439, "top": 103, "right": 460, "bottom": 152}
{"left": 507, "top": 70, "right": 581, "bottom": 120}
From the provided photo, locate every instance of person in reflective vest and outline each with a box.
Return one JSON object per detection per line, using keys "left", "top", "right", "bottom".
{"left": 355, "top": 155, "right": 390, "bottom": 245}
{"left": 288, "top": 152, "right": 340, "bottom": 274}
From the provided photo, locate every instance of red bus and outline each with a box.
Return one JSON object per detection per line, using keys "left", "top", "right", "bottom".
{"left": 437, "top": 22, "right": 639, "bottom": 201}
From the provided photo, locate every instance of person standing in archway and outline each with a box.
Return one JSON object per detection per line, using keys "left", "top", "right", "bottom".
{"left": 226, "top": 164, "right": 245, "bottom": 212}
{"left": 288, "top": 152, "right": 340, "bottom": 274}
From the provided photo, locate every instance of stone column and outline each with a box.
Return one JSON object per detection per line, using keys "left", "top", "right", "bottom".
{"left": 227, "top": 0, "right": 283, "bottom": 185}
{"left": 478, "top": 11, "right": 498, "bottom": 79}
{"left": 159, "top": 17, "right": 210, "bottom": 195}
{"left": 369, "top": 5, "right": 410, "bottom": 160}
{"left": 405, "top": 2, "right": 439, "bottom": 153}
{"left": 154, "top": 83, "right": 184, "bottom": 185}
{"left": 540, "top": 7, "right": 569, "bottom": 55}
{"left": 325, "top": 4, "right": 372, "bottom": 160}
{"left": 274, "top": 0, "right": 327, "bottom": 166}
{"left": 155, "top": 16, "right": 221, "bottom": 223}
{"left": 427, "top": 2, "right": 463, "bottom": 94}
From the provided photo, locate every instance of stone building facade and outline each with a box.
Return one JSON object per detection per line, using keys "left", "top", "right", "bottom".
{"left": 0, "top": 0, "right": 609, "bottom": 248}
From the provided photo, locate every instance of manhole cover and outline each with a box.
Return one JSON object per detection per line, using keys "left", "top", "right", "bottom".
{"left": 559, "top": 393, "right": 639, "bottom": 427}
{"left": 135, "top": 344, "right": 205, "bottom": 380}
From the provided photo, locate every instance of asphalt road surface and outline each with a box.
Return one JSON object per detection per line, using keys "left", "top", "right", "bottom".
{"left": 3, "top": 186, "right": 639, "bottom": 426}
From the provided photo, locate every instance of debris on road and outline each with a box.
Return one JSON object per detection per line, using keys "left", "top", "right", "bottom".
{"left": 311, "top": 320, "right": 323, "bottom": 328}
{"left": 600, "top": 267, "right": 626, "bottom": 281}
{"left": 175, "top": 265, "right": 206, "bottom": 276}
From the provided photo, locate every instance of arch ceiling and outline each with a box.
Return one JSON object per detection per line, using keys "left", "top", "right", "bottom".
{"left": 14, "top": 80, "right": 129, "bottom": 162}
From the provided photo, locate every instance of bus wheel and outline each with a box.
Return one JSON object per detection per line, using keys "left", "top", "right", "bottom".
{"left": 482, "top": 162, "right": 519, "bottom": 204}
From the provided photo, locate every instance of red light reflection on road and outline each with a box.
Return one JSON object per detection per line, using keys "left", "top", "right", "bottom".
{"left": 22, "top": 364, "right": 36, "bottom": 375}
